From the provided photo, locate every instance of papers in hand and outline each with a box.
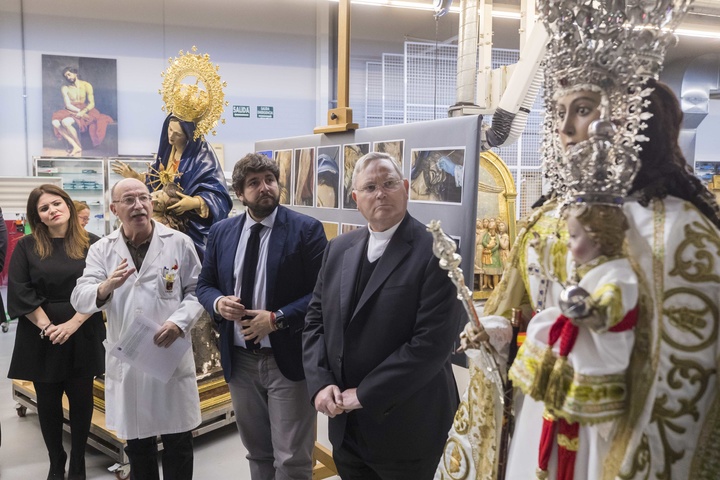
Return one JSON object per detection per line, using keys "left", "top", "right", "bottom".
{"left": 108, "top": 314, "right": 191, "bottom": 383}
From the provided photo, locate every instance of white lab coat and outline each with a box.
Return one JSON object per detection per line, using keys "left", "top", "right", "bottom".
{"left": 71, "top": 222, "right": 202, "bottom": 440}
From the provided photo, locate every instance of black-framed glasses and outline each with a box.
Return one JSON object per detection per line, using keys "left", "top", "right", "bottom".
{"left": 113, "top": 194, "right": 151, "bottom": 206}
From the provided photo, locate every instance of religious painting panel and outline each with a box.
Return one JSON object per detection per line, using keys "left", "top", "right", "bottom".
{"left": 293, "top": 147, "right": 315, "bottom": 207}
{"left": 42, "top": 54, "right": 118, "bottom": 157}
{"left": 322, "top": 221, "right": 339, "bottom": 240}
{"left": 409, "top": 148, "right": 465, "bottom": 204}
{"left": 316, "top": 145, "right": 340, "bottom": 209}
{"left": 342, "top": 143, "right": 370, "bottom": 210}
{"left": 341, "top": 223, "right": 364, "bottom": 234}
{"left": 274, "top": 149, "right": 293, "bottom": 206}
{"left": 373, "top": 139, "right": 405, "bottom": 170}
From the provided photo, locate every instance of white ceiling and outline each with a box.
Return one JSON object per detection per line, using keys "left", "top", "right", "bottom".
{"left": 3, "top": 0, "right": 719, "bottom": 64}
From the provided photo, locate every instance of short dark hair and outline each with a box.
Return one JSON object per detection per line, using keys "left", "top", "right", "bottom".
{"left": 232, "top": 153, "right": 280, "bottom": 194}
{"left": 61, "top": 66, "right": 78, "bottom": 82}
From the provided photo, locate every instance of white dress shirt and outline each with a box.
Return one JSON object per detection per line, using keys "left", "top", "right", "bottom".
{"left": 232, "top": 210, "right": 277, "bottom": 348}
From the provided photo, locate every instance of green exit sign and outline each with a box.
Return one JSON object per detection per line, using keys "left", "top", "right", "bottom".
{"left": 257, "top": 106, "right": 274, "bottom": 119}
{"left": 233, "top": 105, "right": 250, "bottom": 118}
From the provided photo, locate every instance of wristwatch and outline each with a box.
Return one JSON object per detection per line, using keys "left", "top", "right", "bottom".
{"left": 274, "top": 310, "right": 289, "bottom": 330}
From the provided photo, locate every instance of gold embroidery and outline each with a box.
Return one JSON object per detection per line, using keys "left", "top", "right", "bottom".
{"left": 454, "top": 401, "right": 471, "bottom": 435}
{"left": 651, "top": 356, "right": 715, "bottom": 479}
{"left": 543, "top": 410, "right": 556, "bottom": 422}
{"left": 511, "top": 340, "right": 629, "bottom": 424}
{"left": 593, "top": 283, "right": 625, "bottom": 329}
{"left": 469, "top": 361, "right": 499, "bottom": 479}
{"left": 617, "top": 200, "right": 666, "bottom": 479}
{"left": 670, "top": 220, "right": 720, "bottom": 284}
{"left": 516, "top": 201, "right": 567, "bottom": 311}
{"left": 618, "top": 434, "right": 651, "bottom": 479}
{"left": 690, "top": 389, "right": 720, "bottom": 478}
{"left": 557, "top": 433, "right": 580, "bottom": 451}
{"left": 662, "top": 288, "right": 718, "bottom": 351}
{"left": 442, "top": 437, "right": 471, "bottom": 479}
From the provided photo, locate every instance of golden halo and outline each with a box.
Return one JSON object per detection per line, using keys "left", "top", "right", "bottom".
{"left": 160, "top": 46, "right": 228, "bottom": 140}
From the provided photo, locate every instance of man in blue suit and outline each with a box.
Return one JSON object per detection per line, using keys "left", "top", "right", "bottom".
{"left": 197, "top": 153, "right": 327, "bottom": 480}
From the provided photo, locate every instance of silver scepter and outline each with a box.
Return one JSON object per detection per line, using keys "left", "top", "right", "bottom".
{"left": 427, "top": 220, "right": 505, "bottom": 403}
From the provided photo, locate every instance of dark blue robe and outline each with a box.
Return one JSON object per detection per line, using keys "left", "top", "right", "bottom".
{"left": 147, "top": 115, "right": 233, "bottom": 256}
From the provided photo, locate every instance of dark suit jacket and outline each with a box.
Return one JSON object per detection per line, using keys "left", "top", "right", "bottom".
{"left": 303, "top": 213, "right": 461, "bottom": 462}
{"left": 197, "top": 205, "right": 327, "bottom": 382}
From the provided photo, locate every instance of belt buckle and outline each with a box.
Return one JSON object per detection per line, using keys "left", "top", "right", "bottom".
{"left": 236, "top": 345, "right": 273, "bottom": 355}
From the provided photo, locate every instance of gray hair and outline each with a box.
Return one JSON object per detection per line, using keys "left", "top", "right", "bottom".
{"left": 351, "top": 152, "right": 403, "bottom": 189}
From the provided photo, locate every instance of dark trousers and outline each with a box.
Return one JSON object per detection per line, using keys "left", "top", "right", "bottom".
{"left": 34, "top": 377, "right": 95, "bottom": 477}
{"left": 333, "top": 414, "right": 440, "bottom": 480}
{"left": 125, "top": 431, "right": 193, "bottom": 480}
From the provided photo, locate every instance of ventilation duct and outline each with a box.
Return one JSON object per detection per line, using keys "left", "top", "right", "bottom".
{"left": 663, "top": 53, "right": 720, "bottom": 164}
{"left": 481, "top": 24, "right": 547, "bottom": 150}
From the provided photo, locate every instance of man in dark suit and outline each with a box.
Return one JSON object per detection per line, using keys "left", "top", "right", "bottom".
{"left": 303, "top": 152, "right": 461, "bottom": 480}
{"left": 197, "top": 153, "right": 327, "bottom": 480}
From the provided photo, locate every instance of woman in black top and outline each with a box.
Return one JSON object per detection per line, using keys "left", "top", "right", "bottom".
{"left": 7, "top": 185, "right": 105, "bottom": 480}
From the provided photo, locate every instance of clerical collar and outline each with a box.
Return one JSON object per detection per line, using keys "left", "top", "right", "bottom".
{"left": 366, "top": 219, "right": 401, "bottom": 263}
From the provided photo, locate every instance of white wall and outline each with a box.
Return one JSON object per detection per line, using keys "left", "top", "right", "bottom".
{"left": 2, "top": 0, "right": 718, "bottom": 178}
{"left": 0, "top": 0, "right": 321, "bottom": 177}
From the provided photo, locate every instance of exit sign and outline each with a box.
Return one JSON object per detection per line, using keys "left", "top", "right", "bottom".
{"left": 257, "top": 106, "right": 274, "bottom": 119}
{"left": 233, "top": 105, "right": 250, "bottom": 118}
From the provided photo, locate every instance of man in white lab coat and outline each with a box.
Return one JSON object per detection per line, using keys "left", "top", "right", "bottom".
{"left": 72, "top": 178, "right": 202, "bottom": 480}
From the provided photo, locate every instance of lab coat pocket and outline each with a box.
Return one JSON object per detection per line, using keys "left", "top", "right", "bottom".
{"left": 103, "top": 342, "right": 125, "bottom": 382}
{"left": 157, "top": 266, "right": 179, "bottom": 299}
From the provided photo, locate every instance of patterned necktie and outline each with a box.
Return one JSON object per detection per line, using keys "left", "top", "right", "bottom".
{"left": 241, "top": 222, "right": 264, "bottom": 350}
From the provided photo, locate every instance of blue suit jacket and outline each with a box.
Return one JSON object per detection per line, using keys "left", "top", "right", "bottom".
{"left": 197, "top": 205, "right": 327, "bottom": 382}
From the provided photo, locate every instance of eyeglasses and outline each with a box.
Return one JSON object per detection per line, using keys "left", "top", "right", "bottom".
{"left": 113, "top": 194, "right": 151, "bottom": 206}
{"left": 355, "top": 179, "right": 403, "bottom": 195}
{"left": 78, "top": 216, "right": 90, "bottom": 221}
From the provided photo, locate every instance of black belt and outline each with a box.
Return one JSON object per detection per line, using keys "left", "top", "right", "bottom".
{"left": 234, "top": 345, "right": 274, "bottom": 356}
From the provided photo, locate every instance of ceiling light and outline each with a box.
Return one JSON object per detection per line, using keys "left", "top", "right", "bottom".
{"left": 326, "top": 0, "right": 521, "bottom": 19}
{"left": 327, "top": 1, "right": 718, "bottom": 36}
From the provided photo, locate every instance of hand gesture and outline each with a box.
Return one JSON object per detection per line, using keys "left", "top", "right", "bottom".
{"left": 314, "top": 385, "right": 345, "bottom": 418}
{"left": 240, "top": 310, "right": 274, "bottom": 344}
{"left": 98, "top": 258, "right": 136, "bottom": 301}
{"left": 167, "top": 192, "right": 201, "bottom": 215}
{"left": 339, "top": 388, "right": 362, "bottom": 411}
{"left": 48, "top": 319, "right": 79, "bottom": 345}
{"left": 111, "top": 160, "right": 145, "bottom": 181}
{"left": 217, "top": 296, "right": 246, "bottom": 321}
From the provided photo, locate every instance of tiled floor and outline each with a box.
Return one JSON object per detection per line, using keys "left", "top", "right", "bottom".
{"left": 0, "top": 292, "right": 340, "bottom": 479}
{"left": 0, "top": 285, "right": 470, "bottom": 479}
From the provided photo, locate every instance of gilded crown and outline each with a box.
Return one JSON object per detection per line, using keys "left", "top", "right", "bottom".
{"left": 160, "top": 46, "right": 228, "bottom": 141}
{"left": 539, "top": 0, "right": 693, "bottom": 204}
